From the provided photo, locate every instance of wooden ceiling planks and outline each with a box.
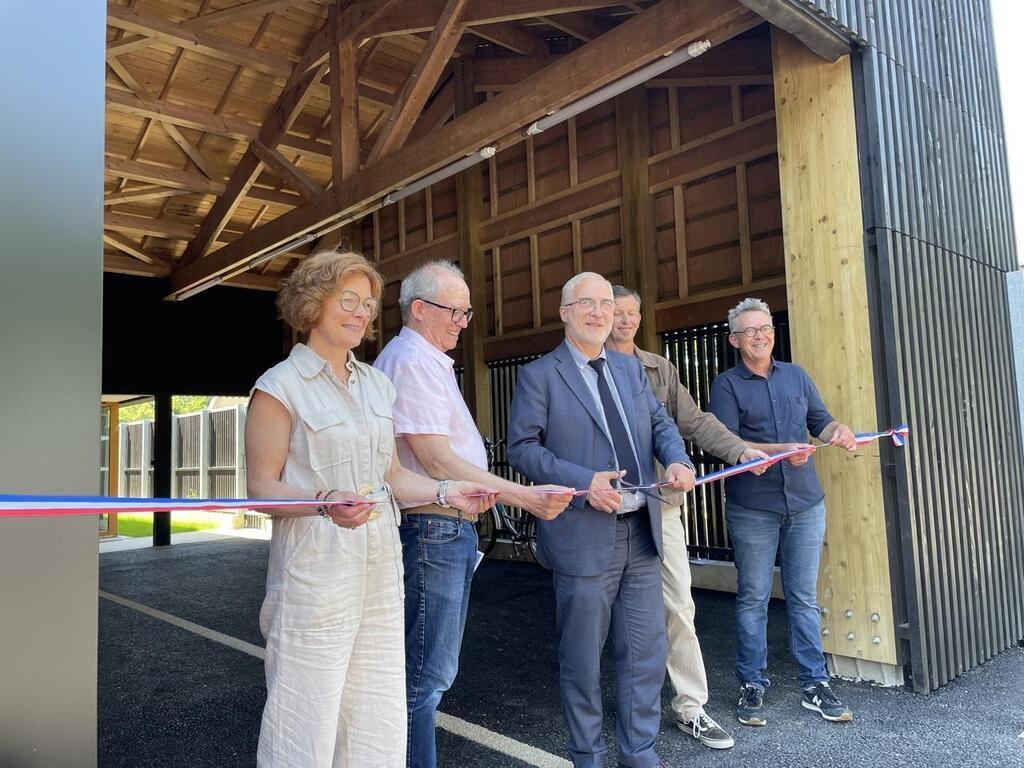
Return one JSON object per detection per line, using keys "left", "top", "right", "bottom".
{"left": 101, "top": 0, "right": 677, "bottom": 287}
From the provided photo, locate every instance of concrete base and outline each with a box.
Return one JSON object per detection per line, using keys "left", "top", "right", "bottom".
{"left": 689, "top": 559, "right": 785, "bottom": 599}
{"left": 828, "top": 654, "right": 905, "bottom": 687}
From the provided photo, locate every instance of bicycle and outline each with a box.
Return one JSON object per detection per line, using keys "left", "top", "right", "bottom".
{"left": 476, "top": 438, "right": 543, "bottom": 566}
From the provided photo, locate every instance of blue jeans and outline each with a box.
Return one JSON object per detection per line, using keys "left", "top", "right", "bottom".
{"left": 400, "top": 513, "right": 477, "bottom": 768}
{"left": 726, "top": 500, "right": 828, "bottom": 689}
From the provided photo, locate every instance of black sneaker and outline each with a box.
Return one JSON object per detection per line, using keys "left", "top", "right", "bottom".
{"left": 676, "top": 710, "right": 735, "bottom": 749}
{"left": 801, "top": 681, "right": 853, "bottom": 722}
{"left": 737, "top": 684, "right": 766, "bottom": 726}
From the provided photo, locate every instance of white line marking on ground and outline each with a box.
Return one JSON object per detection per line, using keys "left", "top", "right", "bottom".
{"left": 100, "top": 590, "right": 569, "bottom": 767}
{"left": 99, "top": 590, "right": 266, "bottom": 659}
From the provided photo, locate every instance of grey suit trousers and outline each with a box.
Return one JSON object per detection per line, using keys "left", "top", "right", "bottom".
{"left": 551, "top": 511, "right": 667, "bottom": 768}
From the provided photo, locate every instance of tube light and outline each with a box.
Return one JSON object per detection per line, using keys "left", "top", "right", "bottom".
{"left": 525, "top": 39, "right": 712, "bottom": 136}
{"left": 384, "top": 146, "right": 498, "bottom": 205}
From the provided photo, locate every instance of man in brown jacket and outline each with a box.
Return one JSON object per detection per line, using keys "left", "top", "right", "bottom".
{"left": 606, "top": 286, "right": 767, "bottom": 751}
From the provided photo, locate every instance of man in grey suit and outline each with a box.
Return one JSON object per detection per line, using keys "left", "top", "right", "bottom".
{"left": 507, "top": 272, "right": 696, "bottom": 768}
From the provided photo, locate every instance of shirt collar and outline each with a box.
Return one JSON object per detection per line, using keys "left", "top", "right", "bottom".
{"left": 737, "top": 356, "right": 778, "bottom": 379}
{"left": 566, "top": 338, "right": 606, "bottom": 368}
{"left": 399, "top": 326, "right": 455, "bottom": 370}
{"left": 630, "top": 346, "right": 660, "bottom": 370}
{"left": 290, "top": 343, "right": 357, "bottom": 380}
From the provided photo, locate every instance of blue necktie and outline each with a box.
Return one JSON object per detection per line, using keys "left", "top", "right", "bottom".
{"left": 587, "top": 358, "right": 642, "bottom": 488}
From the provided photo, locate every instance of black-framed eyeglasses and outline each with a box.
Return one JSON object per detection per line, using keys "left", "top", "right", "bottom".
{"left": 339, "top": 289, "right": 379, "bottom": 316}
{"left": 732, "top": 325, "right": 775, "bottom": 338}
{"left": 562, "top": 297, "right": 615, "bottom": 313}
{"left": 417, "top": 297, "right": 473, "bottom": 324}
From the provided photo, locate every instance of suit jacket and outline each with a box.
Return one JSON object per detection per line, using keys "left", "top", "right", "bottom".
{"left": 507, "top": 340, "right": 692, "bottom": 576}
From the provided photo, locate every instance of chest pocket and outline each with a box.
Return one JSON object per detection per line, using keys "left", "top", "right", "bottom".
{"left": 302, "top": 409, "right": 352, "bottom": 474}
{"left": 787, "top": 395, "right": 808, "bottom": 429}
{"left": 371, "top": 401, "right": 396, "bottom": 463}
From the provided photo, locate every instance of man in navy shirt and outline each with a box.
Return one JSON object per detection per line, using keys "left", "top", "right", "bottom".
{"left": 709, "top": 298, "right": 858, "bottom": 727}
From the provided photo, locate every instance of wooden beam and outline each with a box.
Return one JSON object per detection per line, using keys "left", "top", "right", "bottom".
{"left": 169, "top": 0, "right": 760, "bottom": 295}
{"left": 105, "top": 156, "right": 223, "bottom": 194}
{"left": 103, "top": 231, "right": 168, "bottom": 266}
{"left": 545, "top": 12, "right": 607, "bottom": 42}
{"left": 106, "top": 4, "right": 294, "bottom": 78}
{"left": 251, "top": 140, "right": 325, "bottom": 200}
{"left": 408, "top": 78, "right": 456, "bottom": 143}
{"left": 329, "top": 36, "right": 360, "bottom": 186}
{"left": 179, "top": 25, "right": 332, "bottom": 266}
{"left": 161, "top": 122, "right": 217, "bottom": 179}
{"left": 367, "top": 0, "right": 469, "bottom": 164}
{"left": 337, "top": 0, "right": 404, "bottom": 42}
{"left": 454, "top": 58, "right": 491, "bottom": 435}
{"left": 104, "top": 186, "right": 192, "bottom": 207}
{"left": 615, "top": 86, "right": 658, "bottom": 351}
{"left": 104, "top": 251, "right": 172, "bottom": 277}
{"left": 106, "top": 87, "right": 333, "bottom": 158}
{"left": 469, "top": 22, "right": 546, "bottom": 55}
{"left": 104, "top": 156, "right": 304, "bottom": 206}
{"left": 772, "top": 29, "right": 895, "bottom": 669}
{"left": 106, "top": 0, "right": 297, "bottom": 57}
{"left": 363, "top": 1, "right": 623, "bottom": 37}
{"left": 105, "top": 212, "right": 198, "bottom": 240}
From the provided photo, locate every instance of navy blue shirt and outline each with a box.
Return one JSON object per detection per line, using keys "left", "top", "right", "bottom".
{"left": 709, "top": 358, "right": 834, "bottom": 512}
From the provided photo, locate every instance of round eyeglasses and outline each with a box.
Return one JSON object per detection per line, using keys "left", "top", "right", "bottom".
{"left": 339, "top": 289, "right": 379, "bottom": 316}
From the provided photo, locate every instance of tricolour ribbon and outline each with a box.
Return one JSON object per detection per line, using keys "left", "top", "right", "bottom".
{"left": 0, "top": 426, "right": 908, "bottom": 517}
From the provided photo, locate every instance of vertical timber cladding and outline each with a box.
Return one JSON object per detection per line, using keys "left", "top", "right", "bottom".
{"left": 362, "top": 27, "right": 790, "bottom": 359}
{"left": 772, "top": 31, "right": 896, "bottom": 668}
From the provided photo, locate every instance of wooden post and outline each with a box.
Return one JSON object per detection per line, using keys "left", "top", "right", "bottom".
{"left": 615, "top": 86, "right": 658, "bottom": 352}
{"left": 455, "top": 59, "right": 492, "bottom": 438}
{"left": 198, "top": 408, "right": 211, "bottom": 501}
{"left": 772, "top": 30, "right": 898, "bottom": 680}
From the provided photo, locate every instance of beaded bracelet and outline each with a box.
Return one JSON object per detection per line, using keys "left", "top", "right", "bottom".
{"left": 315, "top": 488, "right": 338, "bottom": 518}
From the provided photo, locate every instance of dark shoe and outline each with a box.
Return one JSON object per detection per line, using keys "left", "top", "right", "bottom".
{"left": 801, "top": 681, "right": 853, "bottom": 722}
{"left": 676, "top": 710, "right": 735, "bottom": 749}
{"left": 737, "top": 683, "right": 766, "bottom": 726}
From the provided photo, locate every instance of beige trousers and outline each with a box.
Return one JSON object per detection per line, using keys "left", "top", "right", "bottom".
{"left": 661, "top": 506, "right": 710, "bottom": 719}
{"left": 257, "top": 514, "right": 406, "bottom": 768}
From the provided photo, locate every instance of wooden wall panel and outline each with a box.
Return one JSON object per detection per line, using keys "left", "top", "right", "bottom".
{"left": 361, "top": 26, "right": 787, "bottom": 360}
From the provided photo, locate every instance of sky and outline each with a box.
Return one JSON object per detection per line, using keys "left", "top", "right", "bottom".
{"left": 991, "top": 0, "right": 1023, "bottom": 267}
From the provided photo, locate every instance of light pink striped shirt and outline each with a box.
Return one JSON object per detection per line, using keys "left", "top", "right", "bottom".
{"left": 373, "top": 328, "right": 488, "bottom": 501}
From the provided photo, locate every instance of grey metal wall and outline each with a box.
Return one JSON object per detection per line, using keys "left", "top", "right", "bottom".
{"left": 788, "top": 0, "right": 1024, "bottom": 690}
{"left": 0, "top": 1, "right": 105, "bottom": 763}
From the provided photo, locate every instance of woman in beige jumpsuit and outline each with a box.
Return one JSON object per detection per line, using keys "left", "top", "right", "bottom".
{"left": 246, "top": 250, "right": 495, "bottom": 768}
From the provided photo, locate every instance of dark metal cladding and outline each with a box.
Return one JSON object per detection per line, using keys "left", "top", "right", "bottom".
{"left": 794, "top": 0, "right": 1023, "bottom": 691}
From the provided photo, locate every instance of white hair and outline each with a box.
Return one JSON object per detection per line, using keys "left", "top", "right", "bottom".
{"left": 398, "top": 260, "right": 465, "bottom": 323}
{"left": 727, "top": 297, "right": 772, "bottom": 332}
{"left": 561, "top": 272, "right": 611, "bottom": 305}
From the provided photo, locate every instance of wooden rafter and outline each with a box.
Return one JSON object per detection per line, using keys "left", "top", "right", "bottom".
{"left": 367, "top": 0, "right": 469, "bottom": 164}
{"left": 105, "top": 87, "right": 333, "bottom": 158}
{"left": 104, "top": 186, "right": 192, "bottom": 207}
{"left": 407, "top": 78, "right": 456, "bottom": 143}
{"left": 251, "top": 141, "right": 324, "bottom": 200}
{"left": 544, "top": 12, "right": 608, "bottom": 42}
{"left": 469, "top": 22, "right": 546, "bottom": 55}
{"left": 178, "top": 12, "right": 337, "bottom": 267}
{"left": 168, "top": 0, "right": 761, "bottom": 296}
{"left": 106, "top": 4, "right": 294, "bottom": 78}
{"left": 108, "top": 0, "right": 300, "bottom": 57}
{"left": 361, "top": 1, "right": 623, "bottom": 37}
{"left": 103, "top": 231, "right": 168, "bottom": 266}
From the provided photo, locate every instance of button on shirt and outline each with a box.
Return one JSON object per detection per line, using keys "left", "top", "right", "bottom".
{"left": 373, "top": 327, "right": 488, "bottom": 507}
{"left": 709, "top": 358, "right": 834, "bottom": 512}
{"left": 565, "top": 342, "right": 646, "bottom": 512}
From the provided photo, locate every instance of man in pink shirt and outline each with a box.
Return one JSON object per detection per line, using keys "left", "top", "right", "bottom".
{"left": 374, "top": 260, "right": 573, "bottom": 768}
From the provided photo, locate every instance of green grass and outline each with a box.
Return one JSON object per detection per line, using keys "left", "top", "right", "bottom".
{"left": 109, "top": 511, "right": 228, "bottom": 538}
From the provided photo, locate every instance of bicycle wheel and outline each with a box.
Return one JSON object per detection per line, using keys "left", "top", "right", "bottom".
{"left": 475, "top": 505, "right": 498, "bottom": 556}
{"left": 524, "top": 516, "right": 547, "bottom": 570}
